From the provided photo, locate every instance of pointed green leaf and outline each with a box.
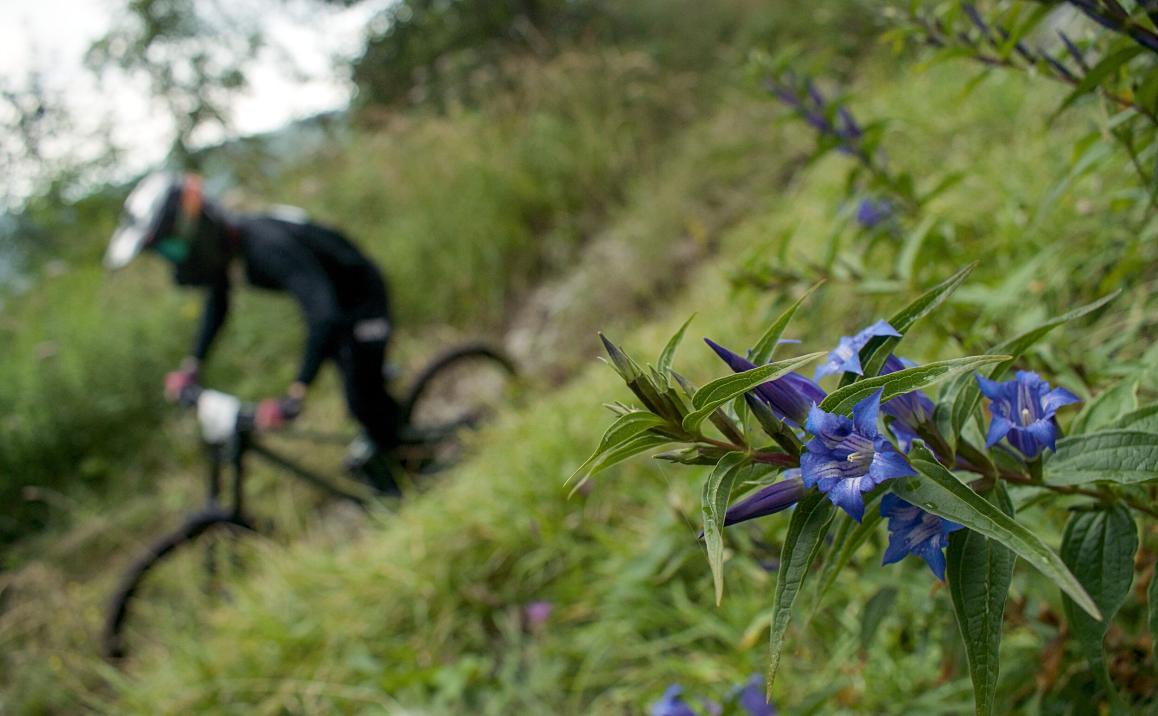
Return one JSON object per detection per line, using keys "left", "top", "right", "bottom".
{"left": 1070, "top": 378, "right": 1139, "bottom": 435}
{"left": 843, "top": 263, "right": 977, "bottom": 387}
{"left": 1060, "top": 506, "right": 1137, "bottom": 707}
{"left": 860, "top": 587, "right": 899, "bottom": 653}
{"left": 948, "top": 292, "right": 1119, "bottom": 439}
{"left": 892, "top": 442, "right": 1100, "bottom": 620}
{"left": 567, "top": 432, "right": 672, "bottom": 496}
{"left": 1046, "top": 430, "right": 1158, "bottom": 486}
{"left": 895, "top": 215, "right": 937, "bottom": 283}
{"left": 820, "top": 355, "right": 1008, "bottom": 417}
{"left": 658, "top": 314, "right": 696, "bottom": 375}
{"left": 751, "top": 281, "right": 824, "bottom": 365}
{"left": 946, "top": 484, "right": 1016, "bottom": 716}
{"left": 1055, "top": 46, "right": 1144, "bottom": 116}
{"left": 567, "top": 412, "right": 669, "bottom": 486}
{"left": 701, "top": 452, "right": 750, "bottom": 605}
{"left": 767, "top": 491, "right": 836, "bottom": 693}
{"left": 1109, "top": 403, "right": 1158, "bottom": 433}
{"left": 683, "top": 352, "right": 826, "bottom": 432}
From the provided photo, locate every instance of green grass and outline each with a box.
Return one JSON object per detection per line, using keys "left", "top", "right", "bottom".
{"left": 5, "top": 19, "right": 1158, "bottom": 716}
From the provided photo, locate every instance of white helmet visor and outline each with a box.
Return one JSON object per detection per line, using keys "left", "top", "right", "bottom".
{"left": 104, "top": 171, "right": 175, "bottom": 270}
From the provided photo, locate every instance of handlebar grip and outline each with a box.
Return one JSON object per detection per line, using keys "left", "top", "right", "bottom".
{"left": 178, "top": 384, "right": 203, "bottom": 408}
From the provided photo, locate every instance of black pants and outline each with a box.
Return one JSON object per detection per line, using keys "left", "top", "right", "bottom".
{"left": 333, "top": 320, "right": 402, "bottom": 452}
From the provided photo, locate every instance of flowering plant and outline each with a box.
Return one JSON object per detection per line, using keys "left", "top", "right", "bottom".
{"left": 571, "top": 267, "right": 1157, "bottom": 712}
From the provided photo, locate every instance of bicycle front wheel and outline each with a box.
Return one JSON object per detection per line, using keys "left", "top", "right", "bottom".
{"left": 400, "top": 343, "right": 518, "bottom": 445}
{"left": 102, "top": 507, "right": 254, "bottom": 661}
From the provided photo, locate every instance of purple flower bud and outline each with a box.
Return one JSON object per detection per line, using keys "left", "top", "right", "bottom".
{"left": 724, "top": 472, "right": 806, "bottom": 527}
{"left": 705, "top": 338, "right": 826, "bottom": 427}
{"left": 524, "top": 600, "right": 553, "bottom": 628}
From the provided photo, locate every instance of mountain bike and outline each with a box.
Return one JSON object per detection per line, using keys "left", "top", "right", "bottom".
{"left": 101, "top": 343, "right": 516, "bottom": 660}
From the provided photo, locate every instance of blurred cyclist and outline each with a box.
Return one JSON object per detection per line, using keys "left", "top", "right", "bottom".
{"left": 105, "top": 171, "right": 401, "bottom": 492}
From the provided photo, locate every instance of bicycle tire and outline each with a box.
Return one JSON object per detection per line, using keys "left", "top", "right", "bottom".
{"left": 401, "top": 343, "right": 518, "bottom": 432}
{"left": 102, "top": 507, "right": 253, "bottom": 660}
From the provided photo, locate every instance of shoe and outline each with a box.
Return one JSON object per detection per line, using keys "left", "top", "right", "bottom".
{"left": 344, "top": 436, "right": 401, "bottom": 496}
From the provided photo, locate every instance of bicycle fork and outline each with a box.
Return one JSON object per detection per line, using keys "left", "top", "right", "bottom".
{"left": 203, "top": 435, "right": 248, "bottom": 591}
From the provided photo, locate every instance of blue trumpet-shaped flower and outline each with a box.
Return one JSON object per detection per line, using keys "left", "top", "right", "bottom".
{"left": 815, "top": 320, "right": 901, "bottom": 380}
{"left": 651, "top": 677, "right": 777, "bottom": 716}
{"left": 651, "top": 685, "right": 698, "bottom": 716}
{"left": 855, "top": 197, "right": 893, "bottom": 229}
{"left": 801, "top": 390, "right": 915, "bottom": 521}
{"left": 880, "top": 355, "right": 935, "bottom": 452}
{"left": 723, "top": 471, "right": 805, "bottom": 527}
{"left": 880, "top": 494, "right": 964, "bottom": 580}
{"left": 731, "top": 675, "right": 777, "bottom": 716}
{"left": 705, "top": 338, "right": 826, "bottom": 426}
{"left": 976, "top": 371, "right": 1080, "bottom": 458}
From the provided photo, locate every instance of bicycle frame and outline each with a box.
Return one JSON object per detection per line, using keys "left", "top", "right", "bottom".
{"left": 208, "top": 426, "right": 369, "bottom": 518}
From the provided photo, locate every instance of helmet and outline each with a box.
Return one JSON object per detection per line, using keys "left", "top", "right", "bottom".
{"left": 104, "top": 171, "right": 205, "bottom": 270}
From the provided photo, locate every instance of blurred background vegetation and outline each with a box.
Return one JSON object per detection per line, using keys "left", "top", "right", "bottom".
{"left": 3, "top": 0, "right": 1155, "bottom": 713}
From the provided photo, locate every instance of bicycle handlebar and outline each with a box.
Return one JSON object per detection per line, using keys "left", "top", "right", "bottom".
{"left": 178, "top": 385, "right": 257, "bottom": 444}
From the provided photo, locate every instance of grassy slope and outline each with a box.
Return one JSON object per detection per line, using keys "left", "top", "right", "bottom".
{"left": 5, "top": 41, "right": 1155, "bottom": 716}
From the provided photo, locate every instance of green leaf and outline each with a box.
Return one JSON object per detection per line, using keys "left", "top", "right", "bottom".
{"left": 814, "top": 497, "right": 884, "bottom": 606}
{"left": 567, "top": 412, "right": 669, "bottom": 487}
{"left": 701, "top": 453, "right": 749, "bottom": 605}
{"left": 1109, "top": 403, "right": 1158, "bottom": 433}
{"left": 1060, "top": 506, "right": 1137, "bottom": 707}
{"left": 1070, "top": 378, "right": 1139, "bottom": 435}
{"left": 893, "top": 443, "right": 1100, "bottom": 620}
{"left": 658, "top": 314, "right": 696, "bottom": 375}
{"left": 567, "top": 432, "right": 672, "bottom": 496}
{"left": 767, "top": 491, "right": 836, "bottom": 693}
{"left": 895, "top": 215, "right": 937, "bottom": 283}
{"left": 1055, "top": 46, "right": 1144, "bottom": 116}
{"left": 859, "top": 587, "right": 898, "bottom": 653}
{"left": 845, "top": 263, "right": 977, "bottom": 386}
{"left": 1136, "top": 64, "right": 1158, "bottom": 114}
{"left": 1047, "top": 430, "right": 1158, "bottom": 486}
{"left": 751, "top": 281, "right": 824, "bottom": 365}
{"left": 946, "top": 484, "right": 1016, "bottom": 716}
{"left": 683, "top": 352, "right": 826, "bottom": 432}
{"left": 1148, "top": 571, "right": 1158, "bottom": 665}
{"left": 947, "top": 292, "right": 1120, "bottom": 439}
{"left": 820, "top": 355, "right": 1008, "bottom": 417}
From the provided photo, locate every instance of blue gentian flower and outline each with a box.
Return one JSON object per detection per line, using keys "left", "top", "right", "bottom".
{"left": 652, "top": 678, "right": 776, "bottom": 716}
{"left": 815, "top": 320, "right": 901, "bottom": 380}
{"left": 801, "top": 390, "right": 915, "bottom": 521}
{"left": 976, "top": 371, "right": 1080, "bottom": 458}
{"left": 705, "top": 338, "right": 826, "bottom": 426}
{"left": 880, "top": 355, "right": 935, "bottom": 452}
{"left": 880, "top": 494, "right": 964, "bottom": 580}
{"left": 651, "top": 685, "right": 698, "bottom": 716}
{"left": 731, "top": 675, "right": 777, "bottom": 716}
{"left": 855, "top": 197, "right": 893, "bottom": 229}
{"left": 723, "top": 471, "right": 805, "bottom": 527}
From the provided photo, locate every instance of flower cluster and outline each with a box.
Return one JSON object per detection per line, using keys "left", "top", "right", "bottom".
{"left": 701, "top": 320, "right": 1081, "bottom": 580}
